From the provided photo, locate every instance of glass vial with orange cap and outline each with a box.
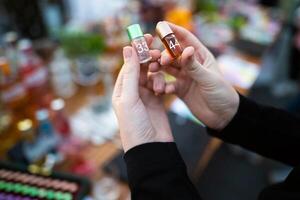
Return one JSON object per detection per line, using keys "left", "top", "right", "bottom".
{"left": 156, "top": 21, "right": 182, "bottom": 59}
{"left": 127, "top": 24, "right": 152, "bottom": 64}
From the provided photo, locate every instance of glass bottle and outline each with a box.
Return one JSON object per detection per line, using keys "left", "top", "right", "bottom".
{"left": 127, "top": 24, "right": 152, "bottom": 64}
{"left": 17, "top": 118, "right": 36, "bottom": 160}
{"left": 36, "top": 109, "right": 54, "bottom": 138}
{"left": 3, "top": 32, "right": 19, "bottom": 76}
{"left": 49, "top": 49, "right": 76, "bottom": 98}
{"left": 0, "top": 107, "right": 14, "bottom": 156}
{"left": 50, "top": 98, "right": 71, "bottom": 138}
{"left": 17, "top": 119, "right": 35, "bottom": 143}
{"left": 0, "top": 57, "right": 28, "bottom": 110}
{"left": 23, "top": 109, "right": 59, "bottom": 162}
{"left": 18, "top": 39, "right": 49, "bottom": 105}
{"left": 156, "top": 21, "right": 182, "bottom": 59}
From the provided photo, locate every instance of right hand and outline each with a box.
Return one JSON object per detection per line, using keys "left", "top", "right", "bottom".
{"left": 150, "top": 22, "right": 239, "bottom": 130}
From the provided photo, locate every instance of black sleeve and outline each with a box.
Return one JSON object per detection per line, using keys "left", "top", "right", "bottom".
{"left": 124, "top": 142, "right": 202, "bottom": 200}
{"left": 208, "top": 95, "right": 300, "bottom": 166}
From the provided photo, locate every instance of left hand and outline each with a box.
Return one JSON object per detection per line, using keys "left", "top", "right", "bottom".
{"left": 112, "top": 35, "right": 174, "bottom": 152}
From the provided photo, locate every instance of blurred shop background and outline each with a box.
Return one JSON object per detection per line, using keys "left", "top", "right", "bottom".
{"left": 0, "top": 0, "right": 300, "bottom": 199}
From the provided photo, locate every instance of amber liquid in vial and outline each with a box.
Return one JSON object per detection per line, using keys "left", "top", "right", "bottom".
{"left": 131, "top": 36, "right": 152, "bottom": 64}
{"left": 156, "top": 21, "right": 182, "bottom": 59}
{"left": 162, "top": 34, "right": 182, "bottom": 58}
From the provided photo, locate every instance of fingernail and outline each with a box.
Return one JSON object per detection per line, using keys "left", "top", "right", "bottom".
{"left": 123, "top": 47, "right": 132, "bottom": 61}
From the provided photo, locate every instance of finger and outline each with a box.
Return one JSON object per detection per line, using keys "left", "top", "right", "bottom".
{"left": 120, "top": 46, "right": 140, "bottom": 99}
{"left": 160, "top": 50, "right": 173, "bottom": 66}
{"left": 149, "top": 62, "right": 160, "bottom": 72}
{"left": 139, "top": 62, "right": 148, "bottom": 86}
{"left": 149, "top": 72, "right": 166, "bottom": 94}
{"left": 181, "top": 46, "right": 208, "bottom": 81}
{"left": 146, "top": 77, "right": 153, "bottom": 91}
{"left": 113, "top": 68, "right": 124, "bottom": 100}
{"left": 160, "top": 49, "right": 181, "bottom": 68}
{"left": 162, "top": 65, "right": 180, "bottom": 77}
{"left": 149, "top": 49, "right": 161, "bottom": 62}
{"left": 166, "top": 21, "right": 199, "bottom": 47}
{"left": 144, "top": 33, "right": 154, "bottom": 47}
{"left": 165, "top": 82, "right": 177, "bottom": 94}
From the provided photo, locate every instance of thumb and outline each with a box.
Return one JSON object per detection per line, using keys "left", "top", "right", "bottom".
{"left": 120, "top": 46, "right": 140, "bottom": 100}
{"left": 181, "top": 46, "right": 208, "bottom": 81}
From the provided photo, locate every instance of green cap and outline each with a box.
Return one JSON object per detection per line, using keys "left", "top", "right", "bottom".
{"left": 47, "top": 190, "right": 55, "bottom": 199}
{"left": 127, "top": 24, "right": 144, "bottom": 41}
{"left": 62, "top": 193, "right": 72, "bottom": 200}
{"left": 21, "top": 185, "right": 30, "bottom": 195}
{"left": 28, "top": 186, "right": 38, "bottom": 197}
{"left": 54, "top": 191, "right": 65, "bottom": 200}
{"left": 0, "top": 181, "right": 5, "bottom": 189}
{"left": 14, "top": 184, "right": 22, "bottom": 193}
{"left": 27, "top": 186, "right": 35, "bottom": 196}
{"left": 38, "top": 188, "right": 47, "bottom": 198}
{"left": 5, "top": 182, "right": 12, "bottom": 192}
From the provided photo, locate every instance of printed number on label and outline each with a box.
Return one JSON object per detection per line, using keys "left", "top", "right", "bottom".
{"left": 169, "top": 39, "right": 180, "bottom": 50}
{"left": 136, "top": 42, "right": 149, "bottom": 53}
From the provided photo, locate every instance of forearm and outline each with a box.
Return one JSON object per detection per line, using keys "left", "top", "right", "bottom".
{"left": 208, "top": 95, "right": 300, "bottom": 166}
{"left": 124, "top": 142, "right": 202, "bottom": 200}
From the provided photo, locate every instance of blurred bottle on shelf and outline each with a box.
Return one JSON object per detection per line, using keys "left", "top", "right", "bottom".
{"left": 49, "top": 49, "right": 76, "bottom": 98}
{"left": 17, "top": 119, "right": 35, "bottom": 143}
{"left": 17, "top": 118, "right": 36, "bottom": 162}
{"left": 70, "top": 153, "right": 96, "bottom": 177}
{"left": 74, "top": 56, "right": 101, "bottom": 86}
{"left": 92, "top": 53, "right": 119, "bottom": 113}
{"left": 0, "top": 106, "right": 15, "bottom": 156}
{"left": 0, "top": 57, "right": 28, "bottom": 110}
{"left": 3, "top": 32, "right": 19, "bottom": 76}
{"left": 50, "top": 98, "right": 71, "bottom": 138}
{"left": 0, "top": 105, "right": 12, "bottom": 135}
{"left": 17, "top": 39, "right": 49, "bottom": 106}
{"left": 36, "top": 109, "right": 55, "bottom": 137}
{"left": 23, "top": 109, "right": 59, "bottom": 163}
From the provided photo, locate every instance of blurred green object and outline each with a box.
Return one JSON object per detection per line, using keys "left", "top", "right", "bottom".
{"left": 60, "top": 32, "right": 106, "bottom": 58}
{"left": 228, "top": 15, "right": 247, "bottom": 31}
{"left": 280, "top": 0, "right": 300, "bottom": 20}
{"left": 195, "top": 0, "right": 218, "bottom": 14}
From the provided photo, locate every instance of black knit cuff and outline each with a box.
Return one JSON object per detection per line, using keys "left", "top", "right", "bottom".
{"left": 124, "top": 142, "right": 184, "bottom": 169}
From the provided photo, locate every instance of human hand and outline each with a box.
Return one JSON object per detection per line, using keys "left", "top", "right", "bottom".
{"left": 150, "top": 22, "right": 239, "bottom": 130}
{"left": 112, "top": 37, "right": 173, "bottom": 152}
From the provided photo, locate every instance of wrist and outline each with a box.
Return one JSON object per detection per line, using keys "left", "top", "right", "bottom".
{"left": 214, "top": 90, "right": 240, "bottom": 130}
{"left": 121, "top": 130, "right": 174, "bottom": 153}
{"left": 121, "top": 129, "right": 155, "bottom": 152}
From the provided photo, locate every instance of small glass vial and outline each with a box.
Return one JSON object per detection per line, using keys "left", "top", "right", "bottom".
{"left": 127, "top": 24, "right": 152, "bottom": 64}
{"left": 17, "top": 119, "right": 35, "bottom": 143}
{"left": 50, "top": 98, "right": 71, "bottom": 137}
{"left": 156, "top": 21, "right": 182, "bottom": 58}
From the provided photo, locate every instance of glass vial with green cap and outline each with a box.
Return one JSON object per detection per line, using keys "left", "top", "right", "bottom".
{"left": 127, "top": 24, "right": 152, "bottom": 64}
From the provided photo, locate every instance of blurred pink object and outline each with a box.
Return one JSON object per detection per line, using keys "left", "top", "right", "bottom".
{"left": 71, "top": 156, "right": 96, "bottom": 176}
